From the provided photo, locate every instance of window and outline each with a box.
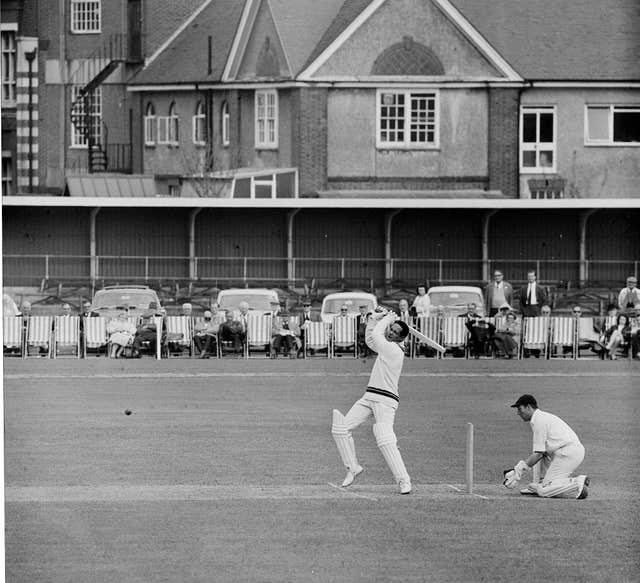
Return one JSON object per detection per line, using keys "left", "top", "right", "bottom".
{"left": 255, "top": 90, "right": 277, "bottom": 148}
{"left": 585, "top": 105, "right": 640, "bottom": 145}
{"left": 221, "top": 100, "right": 230, "bottom": 146}
{"left": 520, "top": 106, "right": 556, "bottom": 172}
{"left": 377, "top": 90, "right": 439, "bottom": 149}
{"left": 71, "top": 0, "right": 101, "bottom": 33}
{"left": 1, "top": 29, "right": 16, "bottom": 104}
{"left": 2, "top": 152, "right": 14, "bottom": 195}
{"left": 157, "top": 102, "right": 179, "bottom": 146}
{"left": 144, "top": 102, "right": 156, "bottom": 146}
{"left": 193, "top": 101, "right": 206, "bottom": 145}
{"left": 71, "top": 85, "right": 102, "bottom": 148}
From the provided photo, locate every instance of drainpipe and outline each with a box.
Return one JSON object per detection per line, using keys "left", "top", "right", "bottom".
{"left": 24, "top": 49, "right": 37, "bottom": 191}
{"left": 481, "top": 210, "right": 499, "bottom": 282}
{"left": 384, "top": 210, "right": 402, "bottom": 293}
{"left": 578, "top": 209, "right": 597, "bottom": 288}
{"left": 89, "top": 207, "right": 101, "bottom": 291}
{"left": 189, "top": 208, "right": 202, "bottom": 281}
{"left": 286, "top": 208, "right": 300, "bottom": 289}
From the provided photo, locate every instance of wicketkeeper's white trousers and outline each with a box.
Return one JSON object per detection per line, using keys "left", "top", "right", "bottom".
{"left": 533, "top": 442, "right": 585, "bottom": 498}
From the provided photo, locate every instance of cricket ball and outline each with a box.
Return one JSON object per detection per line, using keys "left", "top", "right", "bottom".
{"left": 124, "top": 409, "right": 132, "bottom": 416}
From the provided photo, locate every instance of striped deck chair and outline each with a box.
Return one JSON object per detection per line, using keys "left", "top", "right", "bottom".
{"left": 331, "top": 316, "right": 357, "bottom": 357}
{"left": 83, "top": 316, "right": 108, "bottom": 357}
{"left": 414, "top": 316, "right": 441, "bottom": 358}
{"left": 521, "top": 317, "right": 550, "bottom": 359}
{"left": 53, "top": 316, "right": 81, "bottom": 358}
{"left": 26, "top": 315, "right": 53, "bottom": 358}
{"left": 303, "top": 321, "right": 330, "bottom": 358}
{"left": 246, "top": 313, "right": 272, "bottom": 358}
{"left": 549, "top": 317, "right": 576, "bottom": 359}
{"left": 576, "top": 317, "right": 604, "bottom": 359}
{"left": 440, "top": 317, "right": 468, "bottom": 358}
{"left": 164, "top": 315, "right": 192, "bottom": 357}
{"left": 3, "top": 316, "right": 25, "bottom": 357}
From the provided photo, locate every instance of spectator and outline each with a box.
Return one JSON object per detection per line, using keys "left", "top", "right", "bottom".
{"left": 20, "top": 300, "right": 32, "bottom": 319}
{"left": 459, "top": 303, "right": 482, "bottom": 322}
{"left": 540, "top": 305, "right": 552, "bottom": 317}
{"left": 630, "top": 317, "right": 640, "bottom": 360}
{"left": 337, "top": 304, "right": 350, "bottom": 318}
{"left": 465, "top": 316, "right": 495, "bottom": 358}
{"left": 411, "top": 284, "right": 430, "bottom": 317}
{"left": 131, "top": 302, "right": 164, "bottom": 357}
{"left": 397, "top": 299, "right": 413, "bottom": 323}
{"left": 81, "top": 301, "right": 92, "bottom": 318}
{"left": 485, "top": 270, "right": 514, "bottom": 317}
{"left": 269, "top": 300, "right": 281, "bottom": 317}
{"left": 517, "top": 270, "right": 548, "bottom": 317}
{"left": 60, "top": 303, "right": 73, "bottom": 317}
{"left": 234, "top": 301, "right": 251, "bottom": 332}
{"left": 106, "top": 312, "right": 136, "bottom": 359}
{"left": 603, "top": 313, "right": 632, "bottom": 360}
{"left": 271, "top": 312, "right": 301, "bottom": 358}
{"left": 219, "top": 310, "right": 245, "bottom": 356}
{"left": 572, "top": 305, "right": 604, "bottom": 357}
{"left": 492, "top": 312, "right": 521, "bottom": 358}
{"left": 300, "top": 300, "right": 321, "bottom": 356}
{"left": 181, "top": 303, "right": 193, "bottom": 318}
{"left": 193, "top": 310, "right": 219, "bottom": 358}
{"left": 356, "top": 305, "right": 370, "bottom": 358}
{"left": 618, "top": 276, "right": 640, "bottom": 311}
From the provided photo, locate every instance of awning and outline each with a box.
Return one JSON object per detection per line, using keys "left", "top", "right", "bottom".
{"left": 66, "top": 175, "right": 158, "bottom": 197}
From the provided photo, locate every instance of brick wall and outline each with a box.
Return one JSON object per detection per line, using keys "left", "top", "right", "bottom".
{"left": 488, "top": 88, "right": 519, "bottom": 198}
{"left": 295, "top": 87, "right": 327, "bottom": 197}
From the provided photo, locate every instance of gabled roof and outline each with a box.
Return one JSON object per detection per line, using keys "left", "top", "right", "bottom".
{"left": 129, "top": 0, "right": 247, "bottom": 86}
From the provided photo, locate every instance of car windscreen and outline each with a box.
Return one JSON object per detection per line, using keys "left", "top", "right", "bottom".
{"left": 427, "top": 291, "right": 482, "bottom": 307}
{"left": 323, "top": 298, "right": 375, "bottom": 314}
{"left": 93, "top": 291, "right": 158, "bottom": 310}
{"left": 218, "top": 294, "right": 275, "bottom": 312}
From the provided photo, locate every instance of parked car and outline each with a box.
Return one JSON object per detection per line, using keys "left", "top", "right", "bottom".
{"left": 90, "top": 285, "right": 164, "bottom": 320}
{"left": 320, "top": 291, "right": 378, "bottom": 324}
{"left": 425, "top": 286, "right": 485, "bottom": 317}
{"left": 216, "top": 288, "right": 280, "bottom": 314}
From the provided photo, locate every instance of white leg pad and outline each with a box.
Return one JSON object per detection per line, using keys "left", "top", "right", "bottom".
{"left": 372, "top": 423, "right": 410, "bottom": 483}
{"left": 535, "top": 477, "right": 580, "bottom": 498}
{"left": 331, "top": 409, "right": 359, "bottom": 471}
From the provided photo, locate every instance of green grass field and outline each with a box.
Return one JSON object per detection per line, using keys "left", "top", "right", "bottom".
{"left": 3, "top": 357, "right": 639, "bottom": 582}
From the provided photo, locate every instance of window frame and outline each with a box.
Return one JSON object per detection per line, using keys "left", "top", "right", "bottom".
{"left": 2, "top": 151, "right": 14, "bottom": 195}
{"left": 1, "top": 27, "right": 17, "bottom": 105}
{"left": 221, "top": 100, "right": 230, "bottom": 147}
{"left": 144, "top": 102, "right": 156, "bottom": 146}
{"left": 584, "top": 105, "right": 640, "bottom": 146}
{"left": 519, "top": 105, "right": 557, "bottom": 173}
{"left": 254, "top": 89, "right": 278, "bottom": 149}
{"left": 70, "top": 85, "right": 103, "bottom": 149}
{"left": 70, "top": 0, "right": 102, "bottom": 34}
{"left": 157, "top": 102, "right": 179, "bottom": 146}
{"left": 193, "top": 100, "right": 206, "bottom": 146}
{"left": 376, "top": 89, "right": 440, "bottom": 150}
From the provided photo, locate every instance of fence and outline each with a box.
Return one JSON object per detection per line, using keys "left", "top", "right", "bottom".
{"left": 3, "top": 254, "right": 638, "bottom": 291}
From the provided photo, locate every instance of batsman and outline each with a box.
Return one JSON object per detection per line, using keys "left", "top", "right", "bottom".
{"left": 503, "top": 394, "right": 589, "bottom": 499}
{"left": 331, "top": 308, "right": 413, "bottom": 494}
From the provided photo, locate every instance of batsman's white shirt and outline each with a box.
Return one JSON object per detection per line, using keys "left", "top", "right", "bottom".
{"left": 530, "top": 409, "right": 581, "bottom": 454}
{"left": 364, "top": 313, "right": 405, "bottom": 409}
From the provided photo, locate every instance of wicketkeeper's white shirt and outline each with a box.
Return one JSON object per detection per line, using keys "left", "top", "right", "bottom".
{"left": 530, "top": 409, "right": 581, "bottom": 454}
{"left": 364, "top": 313, "right": 405, "bottom": 407}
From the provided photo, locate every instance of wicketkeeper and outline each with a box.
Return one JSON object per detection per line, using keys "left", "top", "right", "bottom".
{"left": 331, "top": 309, "right": 413, "bottom": 494}
{"left": 503, "top": 394, "right": 589, "bottom": 499}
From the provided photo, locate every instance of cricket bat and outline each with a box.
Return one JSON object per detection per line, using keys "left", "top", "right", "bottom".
{"left": 407, "top": 326, "right": 446, "bottom": 353}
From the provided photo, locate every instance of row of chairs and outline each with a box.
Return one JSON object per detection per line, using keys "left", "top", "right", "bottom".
{"left": 1, "top": 314, "right": 628, "bottom": 360}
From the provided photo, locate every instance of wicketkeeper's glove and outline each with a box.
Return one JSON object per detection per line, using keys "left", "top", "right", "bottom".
{"left": 502, "top": 460, "right": 529, "bottom": 489}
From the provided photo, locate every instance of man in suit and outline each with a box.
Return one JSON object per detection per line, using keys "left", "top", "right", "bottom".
{"left": 356, "top": 305, "right": 370, "bottom": 357}
{"left": 517, "top": 270, "right": 548, "bottom": 317}
{"left": 485, "top": 270, "right": 514, "bottom": 316}
{"left": 300, "top": 300, "right": 321, "bottom": 356}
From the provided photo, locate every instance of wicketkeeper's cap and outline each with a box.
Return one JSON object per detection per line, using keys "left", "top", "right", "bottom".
{"left": 510, "top": 394, "right": 537, "bottom": 408}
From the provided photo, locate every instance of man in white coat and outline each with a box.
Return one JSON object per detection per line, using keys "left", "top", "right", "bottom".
{"left": 331, "top": 308, "right": 412, "bottom": 494}
{"left": 503, "top": 394, "right": 589, "bottom": 499}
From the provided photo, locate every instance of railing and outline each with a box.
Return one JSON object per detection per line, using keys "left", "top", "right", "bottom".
{"left": 2, "top": 255, "right": 638, "bottom": 290}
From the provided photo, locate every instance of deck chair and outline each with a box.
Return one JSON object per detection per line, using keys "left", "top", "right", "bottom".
{"left": 549, "top": 317, "right": 576, "bottom": 359}
{"left": 521, "top": 317, "right": 550, "bottom": 359}
{"left": 164, "top": 315, "right": 192, "bottom": 357}
{"left": 413, "top": 316, "right": 441, "bottom": 358}
{"left": 246, "top": 313, "right": 272, "bottom": 358}
{"left": 53, "top": 316, "right": 81, "bottom": 358}
{"left": 303, "top": 322, "right": 330, "bottom": 358}
{"left": 331, "top": 316, "right": 357, "bottom": 357}
{"left": 83, "top": 316, "right": 109, "bottom": 357}
{"left": 3, "top": 316, "right": 25, "bottom": 357}
{"left": 26, "top": 315, "right": 53, "bottom": 357}
{"left": 440, "top": 317, "right": 468, "bottom": 358}
{"left": 576, "top": 317, "right": 605, "bottom": 359}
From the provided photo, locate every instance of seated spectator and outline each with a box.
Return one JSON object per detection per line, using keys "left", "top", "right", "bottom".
{"left": 181, "top": 303, "right": 193, "bottom": 318}
{"left": 60, "top": 303, "right": 73, "bottom": 317}
{"left": 300, "top": 300, "right": 321, "bottom": 355}
{"left": 411, "top": 284, "right": 430, "bottom": 317}
{"left": 234, "top": 301, "right": 251, "bottom": 332}
{"left": 603, "top": 313, "right": 632, "bottom": 360}
{"left": 193, "top": 310, "right": 220, "bottom": 358}
{"left": 464, "top": 316, "right": 496, "bottom": 358}
{"left": 356, "top": 305, "right": 370, "bottom": 357}
{"left": 271, "top": 312, "right": 301, "bottom": 358}
{"left": 106, "top": 312, "right": 136, "bottom": 359}
{"left": 618, "top": 276, "right": 640, "bottom": 311}
{"left": 630, "top": 316, "right": 640, "bottom": 360}
{"left": 219, "top": 310, "right": 245, "bottom": 356}
{"left": 540, "top": 305, "right": 552, "bottom": 317}
{"left": 131, "top": 303, "right": 164, "bottom": 357}
{"left": 492, "top": 312, "right": 521, "bottom": 358}
{"left": 572, "top": 306, "right": 605, "bottom": 357}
